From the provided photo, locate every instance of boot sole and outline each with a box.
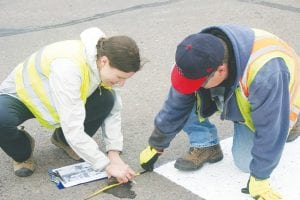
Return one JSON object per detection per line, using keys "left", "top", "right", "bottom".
{"left": 14, "top": 167, "right": 35, "bottom": 177}
{"left": 286, "top": 133, "right": 300, "bottom": 143}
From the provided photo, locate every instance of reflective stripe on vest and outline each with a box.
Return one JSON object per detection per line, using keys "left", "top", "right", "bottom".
{"left": 236, "top": 29, "right": 300, "bottom": 132}
{"left": 195, "top": 92, "right": 205, "bottom": 122}
{"left": 15, "top": 40, "right": 90, "bottom": 128}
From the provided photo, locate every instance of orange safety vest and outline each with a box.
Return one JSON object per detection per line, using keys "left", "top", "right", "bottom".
{"left": 236, "top": 29, "right": 300, "bottom": 132}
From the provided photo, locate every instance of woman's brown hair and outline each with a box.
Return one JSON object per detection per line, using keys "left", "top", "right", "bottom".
{"left": 96, "top": 36, "right": 141, "bottom": 72}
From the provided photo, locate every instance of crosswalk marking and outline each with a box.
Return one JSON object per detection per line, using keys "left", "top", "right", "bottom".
{"left": 155, "top": 137, "right": 300, "bottom": 200}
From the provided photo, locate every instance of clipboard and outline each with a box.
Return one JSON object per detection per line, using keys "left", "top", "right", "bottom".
{"left": 49, "top": 162, "right": 108, "bottom": 189}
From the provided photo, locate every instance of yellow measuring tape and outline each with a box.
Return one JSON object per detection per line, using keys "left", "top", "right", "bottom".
{"left": 85, "top": 182, "right": 122, "bottom": 200}
{"left": 84, "top": 171, "right": 147, "bottom": 200}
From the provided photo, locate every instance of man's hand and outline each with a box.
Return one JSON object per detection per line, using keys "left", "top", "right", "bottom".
{"left": 139, "top": 146, "right": 162, "bottom": 171}
{"left": 106, "top": 150, "right": 136, "bottom": 183}
{"left": 247, "top": 176, "right": 282, "bottom": 200}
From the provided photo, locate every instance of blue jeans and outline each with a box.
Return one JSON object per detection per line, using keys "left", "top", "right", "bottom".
{"left": 183, "top": 105, "right": 219, "bottom": 147}
{"left": 184, "top": 105, "right": 253, "bottom": 173}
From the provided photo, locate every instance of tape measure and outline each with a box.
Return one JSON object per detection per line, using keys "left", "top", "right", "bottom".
{"left": 84, "top": 171, "right": 147, "bottom": 200}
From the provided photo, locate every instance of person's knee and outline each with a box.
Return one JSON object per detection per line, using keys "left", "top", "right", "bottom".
{"left": 0, "top": 109, "right": 12, "bottom": 135}
{"left": 0, "top": 110, "right": 20, "bottom": 142}
{"left": 101, "top": 89, "right": 114, "bottom": 111}
{"left": 89, "top": 87, "right": 114, "bottom": 115}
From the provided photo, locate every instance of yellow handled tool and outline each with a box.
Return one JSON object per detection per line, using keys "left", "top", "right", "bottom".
{"left": 84, "top": 171, "right": 147, "bottom": 200}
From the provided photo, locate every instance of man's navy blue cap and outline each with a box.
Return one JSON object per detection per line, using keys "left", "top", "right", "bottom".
{"left": 171, "top": 33, "right": 225, "bottom": 94}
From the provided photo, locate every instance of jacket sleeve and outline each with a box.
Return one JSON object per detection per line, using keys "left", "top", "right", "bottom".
{"left": 101, "top": 87, "right": 123, "bottom": 152}
{"left": 248, "top": 58, "right": 290, "bottom": 179}
{"left": 49, "top": 58, "right": 110, "bottom": 171}
{"left": 149, "top": 86, "right": 195, "bottom": 149}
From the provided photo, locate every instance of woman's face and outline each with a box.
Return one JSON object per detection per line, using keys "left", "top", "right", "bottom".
{"left": 97, "top": 56, "right": 135, "bottom": 87}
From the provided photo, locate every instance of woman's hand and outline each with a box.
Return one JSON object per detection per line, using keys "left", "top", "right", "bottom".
{"left": 105, "top": 150, "right": 136, "bottom": 183}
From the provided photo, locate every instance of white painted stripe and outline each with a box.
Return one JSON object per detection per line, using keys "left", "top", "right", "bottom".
{"left": 155, "top": 137, "right": 300, "bottom": 200}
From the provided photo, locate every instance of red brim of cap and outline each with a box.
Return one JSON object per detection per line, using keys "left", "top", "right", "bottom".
{"left": 171, "top": 65, "right": 207, "bottom": 94}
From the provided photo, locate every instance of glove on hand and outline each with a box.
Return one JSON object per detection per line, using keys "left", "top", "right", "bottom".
{"left": 139, "top": 146, "right": 162, "bottom": 171}
{"left": 247, "top": 176, "right": 282, "bottom": 200}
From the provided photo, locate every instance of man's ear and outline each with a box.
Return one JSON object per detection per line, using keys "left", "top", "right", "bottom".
{"left": 217, "top": 64, "right": 229, "bottom": 79}
{"left": 217, "top": 64, "right": 228, "bottom": 73}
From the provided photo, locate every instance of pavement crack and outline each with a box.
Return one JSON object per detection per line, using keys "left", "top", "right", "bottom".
{"left": 0, "top": 0, "right": 182, "bottom": 37}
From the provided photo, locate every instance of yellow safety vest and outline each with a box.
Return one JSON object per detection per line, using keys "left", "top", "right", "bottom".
{"left": 236, "top": 29, "right": 300, "bottom": 132}
{"left": 15, "top": 40, "right": 90, "bottom": 128}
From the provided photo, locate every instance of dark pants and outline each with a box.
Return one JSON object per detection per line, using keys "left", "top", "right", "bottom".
{"left": 0, "top": 87, "right": 114, "bottom": 162}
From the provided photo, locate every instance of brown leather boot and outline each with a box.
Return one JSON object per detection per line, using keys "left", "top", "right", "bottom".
{"left": 287, "top": 118, "right": 300, "bottom": 143}
{"left": 13, "top": 128, "right": 36, "bottom": 177}
{"left": 51, "top": 130, "right": 81, "bottom": 161}
{"left": 174, "top": 144, "right": 223, "bottom": 171}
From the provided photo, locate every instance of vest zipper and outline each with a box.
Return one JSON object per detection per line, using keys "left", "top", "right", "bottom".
{"left": 221, "top": 91, "right": 234, "bottom": 120}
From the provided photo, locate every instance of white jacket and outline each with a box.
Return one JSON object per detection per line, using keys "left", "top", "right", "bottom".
{"left": 0, "top": 27, "right": 124, "bottom": 170}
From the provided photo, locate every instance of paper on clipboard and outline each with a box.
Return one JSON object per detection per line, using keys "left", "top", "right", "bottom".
{"left": 49, "top": 162, "right": 108, "bottom": 189}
